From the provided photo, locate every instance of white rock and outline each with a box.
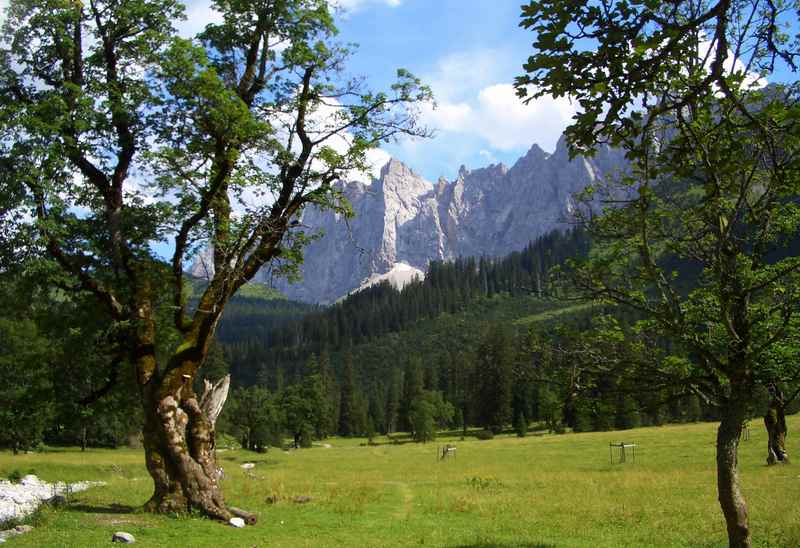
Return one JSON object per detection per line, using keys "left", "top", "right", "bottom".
{"left": 0, "top": 475, "right": 105, "bottom": 524}
{"left": 112, "top": 531, "right": 135, "bottom": 543}
{"left": 240, "top": 463, "right": 255, "bottom": 470}
{"left": 0, "top": 524, "right": 33, "bottom": 543}
{"left": 19, "top": 476, "right": 39, "bottom": 486}
{"left": 229, "top": 517, "right": 245, "bottom": 528}
{"left": 348, "top": 262, "right": 424, "bottom": 298}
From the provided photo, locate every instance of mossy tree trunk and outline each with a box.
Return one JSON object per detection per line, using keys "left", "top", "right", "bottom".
{"left": 141, "top": 382, "right": 230, "bottom": 520}
{"left": 132, "top": 282, "right": 236, "bottom": 521}
{"left": 764, "top": 386, "right": 788, "bottom": 465}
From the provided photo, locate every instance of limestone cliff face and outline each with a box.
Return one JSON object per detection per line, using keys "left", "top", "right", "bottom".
{"left": 194, "top": 137, "right": 627, "bottom": 303}
{"left": 269, "top": 158, "right": 446, "bottom": 303}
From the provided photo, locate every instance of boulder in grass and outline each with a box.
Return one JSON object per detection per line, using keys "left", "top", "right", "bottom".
{"left": 0, "top": 525, "right": 34, "bottom": 543}
{"left": 46, "top": 495, "right": 68, "bottom": 507}
{"left": 240, "top": 463, "right": 255, "bottom": 470}
{"left": 265, "top": 494, "right": 280, "bottom": 505}
{"left": 229, "top": 517, "right": 246, "bottom": 528}
{"left": 112, "top": 531, "right": 135, "bottom": 543}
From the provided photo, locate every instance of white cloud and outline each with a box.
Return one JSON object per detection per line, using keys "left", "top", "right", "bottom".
{"left": 698, "top": 39, "right": 768, "bottom": 89}
{"left": 427, "top": 49, "right": 511, "bottom": 104}
{"left": 301, "top": 101, "right": 391, "bottom": 185}
{"left": 478, "top": 149, "right": 496, "bottom": 162}
{"left": 332, "top": 0, "right": 403, "bottom": 15}
{"left": 417, "top": 49, "right": 577, "bottom": 155}
{"left": 177, "top": 0, "right": 223, "bottom": 38}
{"left": 362, "top": 147, "right": 392, "bottom": 179}
{"left": 425, "top": 82, "right": 576, "bottom": 153}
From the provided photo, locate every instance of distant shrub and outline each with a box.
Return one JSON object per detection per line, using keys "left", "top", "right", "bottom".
{"left": 7, "top": 469, "right": 23, "bottom": 483}
{"left": 514, "top": 413, "right": 528, "bottom": 438}
{"left": 466, "top": 476, "right": 503, "bottom": 491}
{"left": 475, "top": 429, "right": 494, "bottom": 440}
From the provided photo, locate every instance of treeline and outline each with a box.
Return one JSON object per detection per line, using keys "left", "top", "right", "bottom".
{"left": 218, "top": 301, "right": 784, "bottom": 447}
{"left": 213, "top": 227, "right": 760, "bottom": 444}
{"left": 4, "top": 225, "right": 793, "bottom": 453}
{"left": 213, "top": 225, "right": 799, "bottom": 445}
{"left": 0, "top": 274, "right": 141, "bottom": 452}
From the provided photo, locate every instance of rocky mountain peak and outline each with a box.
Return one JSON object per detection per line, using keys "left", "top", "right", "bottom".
{"left": 194, "top": 136, "right": 627, "bottom": 303}
{"left": 508, "top": 143, "right": 548, "bottom": 177}
{"left": 381, "top": 157, "right": 416, "bottom": 179}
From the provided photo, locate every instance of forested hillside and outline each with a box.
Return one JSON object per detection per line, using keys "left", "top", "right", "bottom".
{"left": 218, "top": 228, "right": 590, "bottom": 385}
{"left": 214, "top": 227, "right": 789, "bottom": 445}
{"left": 3, "top": 225, "right": 794, "bottom": 453}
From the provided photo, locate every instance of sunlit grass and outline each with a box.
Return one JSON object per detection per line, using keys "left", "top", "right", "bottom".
{"left": 512, "top": 302, "right": 596, "bottom": 327}
{"left": 1, "top": 416, "right": 798, "bottom": 547}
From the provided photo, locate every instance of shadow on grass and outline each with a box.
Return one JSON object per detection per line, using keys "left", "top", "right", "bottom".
{"left": 371, "top": 427, "right": 554, "bottom": 446}
{"left": 218, "top": 454, "right": 280, "bottom": 466}
{"left": 449, "top": 544, "right": 556, "bottom": 548}
{"left": 65, "top": 503, "right": 135, "bottom": 514}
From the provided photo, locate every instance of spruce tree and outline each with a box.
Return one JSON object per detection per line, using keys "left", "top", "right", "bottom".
{"left": 385, "top": 370, "right": 402, "bottom": 434}
{"left": 338, "top": 350, "right": 358, "bottom": 436}
{"left": 514, "top": 412, "right": 528, "bottom": 438}
{"left": 475, "top": 325, "right": 514, "bottom": 433}
{"left": 400, "top": 356, "right": 424, "bottom": 432}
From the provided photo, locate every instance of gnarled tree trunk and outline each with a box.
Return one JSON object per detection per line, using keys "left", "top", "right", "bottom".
{"left": 716, "top": 385, "right": 751, "bottom": 548}
{"left": 129, "top": 273, "right": 247, "bottom": 523}
{"left": 764, "top": 385, "right": 788, "bottom": 465}
{"left": 139, "top": 364, "right": 234, "bottom": 521}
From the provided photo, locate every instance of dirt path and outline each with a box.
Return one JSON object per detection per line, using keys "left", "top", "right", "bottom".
{"left": 383, "top": 481, "right": 413, "bottom": 519}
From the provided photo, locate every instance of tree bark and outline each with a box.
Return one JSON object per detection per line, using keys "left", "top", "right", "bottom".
{"left": 140, "top": 380, "right": 232, "bottom": 521}
{"left": 764, "top": 386, "right": 788, "bottom": 465}
{"left": 230, "top": 506, "right": 257, "bottom": 525}
{"left": 200, "top": 376, "right": 230, "bottom": 429}
{"left": 716, "top": 390, "right": 751, "bottom": 548}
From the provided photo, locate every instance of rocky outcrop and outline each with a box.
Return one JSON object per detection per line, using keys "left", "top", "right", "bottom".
{"left": 269, "top": 159, "right": 446, "bottom": 302}
{"left": 274, "top": 137, "right": 624, "bottom": 303}
{"left": 192, "top": 137, "right": 627, "bottom": 303}
{"left": 0, "top": 475, "right": 105, "bottom": 525}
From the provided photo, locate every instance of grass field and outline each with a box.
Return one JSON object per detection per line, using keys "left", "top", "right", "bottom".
{"left": 1, "top": 416, "right": 798, "bottom": 547}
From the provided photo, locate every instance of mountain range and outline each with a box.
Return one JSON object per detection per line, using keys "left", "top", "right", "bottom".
{"left": 191, "top": 135, "right": 627, "bottom": 303}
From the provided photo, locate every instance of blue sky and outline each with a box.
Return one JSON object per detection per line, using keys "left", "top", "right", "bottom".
{"left": 2, "top": 0, "right": 795, "bottom": 183}
{"left": 178, "top": 0, "right": 578, "bottom": 182}
{"left": 331, "top": 0, "right": 573, "bottom": 182}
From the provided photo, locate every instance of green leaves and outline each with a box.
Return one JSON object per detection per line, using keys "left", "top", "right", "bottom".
{"left": 0, "top": 0, "right": 434, "bottom": 435}
{"left": 518, "top": 0, "right": 800, "bottom": 415}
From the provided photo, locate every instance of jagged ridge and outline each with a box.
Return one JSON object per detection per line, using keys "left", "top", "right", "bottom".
{"left": 192, "top": 136, "right": 626, "bottom": 303}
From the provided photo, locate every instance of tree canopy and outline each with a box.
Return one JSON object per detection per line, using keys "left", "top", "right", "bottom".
{"left": 0, "top": 0, "right": 431, "bottom": 522}
{"left": 516, "top": 1, "right": 799, "bottom": 546}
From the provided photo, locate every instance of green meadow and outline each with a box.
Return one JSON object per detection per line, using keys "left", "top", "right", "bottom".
{"left": 2, "top": 416, "right": 798, "bottom": 548}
